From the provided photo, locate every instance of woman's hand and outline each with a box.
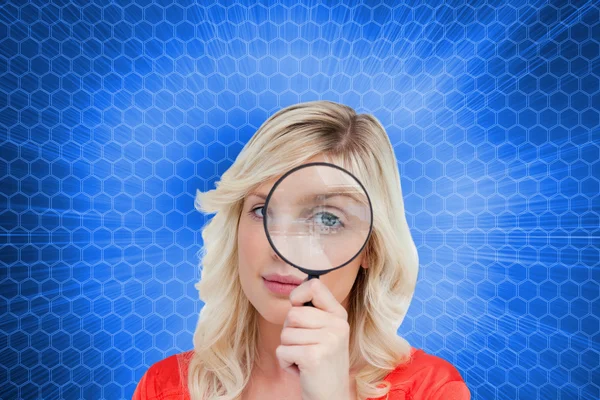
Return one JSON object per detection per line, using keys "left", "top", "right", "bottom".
{"left": 276, "top": 278, "right": 352, "bottom": 400}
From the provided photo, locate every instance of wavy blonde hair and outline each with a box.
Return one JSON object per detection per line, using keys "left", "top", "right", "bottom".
{"left": 189, "top": 100, "right": 419, "bottom": 399}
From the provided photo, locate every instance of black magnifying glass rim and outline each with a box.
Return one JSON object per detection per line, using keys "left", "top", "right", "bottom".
{"left": 263, "top": 161, "right": 374, "bottom": 278}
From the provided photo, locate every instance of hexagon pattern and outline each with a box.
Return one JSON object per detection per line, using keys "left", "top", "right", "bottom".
{"left": 1, "top": 1, "right": 599, "bottom": 399}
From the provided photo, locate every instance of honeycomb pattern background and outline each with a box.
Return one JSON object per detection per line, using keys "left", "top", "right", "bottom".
{"left": 1, "top": 1, "right": 599, "bottom": 399}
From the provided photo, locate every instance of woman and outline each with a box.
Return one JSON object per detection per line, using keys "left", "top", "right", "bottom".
{"left": 133, "top": 101, "right": 470, "bottom": 399}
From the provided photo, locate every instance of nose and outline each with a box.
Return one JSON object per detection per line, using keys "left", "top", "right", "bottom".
{"left": 271, "top": 246, "right": 282, "bottom": 262}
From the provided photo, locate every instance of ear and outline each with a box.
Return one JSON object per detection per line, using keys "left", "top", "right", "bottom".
{"left": 359, "top": 246, "right": 370, "bottom": 270}
{"left": 360, "top": 256, "right": 369, "bottom": 270}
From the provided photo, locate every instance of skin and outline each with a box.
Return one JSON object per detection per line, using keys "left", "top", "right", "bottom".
{"left": 237, "top": 154, "right": 368, "bottom": 399}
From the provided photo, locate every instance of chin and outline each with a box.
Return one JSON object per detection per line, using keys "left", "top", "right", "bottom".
{"left": 254, "top": 297, "right": 290, "bottom": 325}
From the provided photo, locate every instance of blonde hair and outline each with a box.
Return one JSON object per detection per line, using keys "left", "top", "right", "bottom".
{"left": 189, "top": 100, "right": 419, "bottom": 399}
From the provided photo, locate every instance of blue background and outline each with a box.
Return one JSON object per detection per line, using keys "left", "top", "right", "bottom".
{"left": 1, "top": 1, "right": 599, "bottom": 399}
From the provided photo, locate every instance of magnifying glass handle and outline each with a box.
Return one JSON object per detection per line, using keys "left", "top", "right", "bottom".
{"left": 303, "top": 274, "right": 319, "bottom": 307}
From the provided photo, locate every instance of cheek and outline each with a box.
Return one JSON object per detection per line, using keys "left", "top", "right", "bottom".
{"left": 237, "top": 220, "right": 262, "bottom": 297}
{"left": 322, "top": 261, "right": 361, "bottom": 303}
{"left": 237, "top": 217, "right": 291, "bottom": 324}
{"left": 238, "top": 219, "right": 261, "bottom": 261}
{"left": 237, "top": 216, "right": 271, "bottom": 284}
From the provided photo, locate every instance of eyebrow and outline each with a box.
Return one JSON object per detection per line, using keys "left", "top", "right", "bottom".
{"left": 248, "top": 191, "right": 367, "bottom": 206}
{"left": 301, "top": 191, "right": 368, "bottom": 206}
{"left": 247, "top": 192, "right": 268, "bottom": 200}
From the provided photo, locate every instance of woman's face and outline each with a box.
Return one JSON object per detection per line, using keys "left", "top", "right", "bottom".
{"left": 237, "top": 155, "right": 368, "bottom": 324}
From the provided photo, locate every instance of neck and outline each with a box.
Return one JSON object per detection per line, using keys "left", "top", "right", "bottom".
{"left": 254, "top": 314, "right": 290, "bottom": 381}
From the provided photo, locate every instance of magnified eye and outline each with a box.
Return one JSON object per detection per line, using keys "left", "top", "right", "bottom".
{"left": 311, "top": 210, "right": 344, "bottom": 231}
{"left": 317, "top": 212, "right": 340, "bottom": 227}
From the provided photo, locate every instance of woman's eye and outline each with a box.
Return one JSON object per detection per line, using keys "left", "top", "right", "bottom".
{"left": 313, "top": 211, "right": 343, "bottom": 229}
{"left": 251, "top": 206, "right": 264, "bottom": 219}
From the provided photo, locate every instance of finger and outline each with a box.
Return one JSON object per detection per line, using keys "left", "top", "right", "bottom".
{"left": 290, "top": 279, "right": 347, "bottom": 319}
{"left": 283, "top": 306, "right": 330, "bottom": 329}
{"left": 280, "top": 327, "right": 324, "bottom": 345}
{"left": 277, "top": 344, "right": 325, "bottom": 373}
{"left": 276, "top": 344, "right": 306, "bottom": 377}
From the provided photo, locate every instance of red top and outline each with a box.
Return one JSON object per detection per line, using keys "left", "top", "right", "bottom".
{"left": 133, "top": 347, "right": 470, "bottom": 400}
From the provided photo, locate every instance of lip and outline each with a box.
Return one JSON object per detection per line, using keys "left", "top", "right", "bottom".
{"left": 262, "top": 274, "right": 304, "bottom": 296}
{"left": 263, "top": 278, "right": 300, "bottom": 295}
{"left": 262, "top": 273, "right": 304, "bottom": 285}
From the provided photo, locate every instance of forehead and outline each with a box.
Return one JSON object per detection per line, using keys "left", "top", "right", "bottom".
{"left": 247, "top": 157, "right": 363, "bottom": 203}
{"left": 248, "top": 154, "right": 336, "bottom": 196}
{"left": 247, "top": 180, "right": 276, "bottom": 200}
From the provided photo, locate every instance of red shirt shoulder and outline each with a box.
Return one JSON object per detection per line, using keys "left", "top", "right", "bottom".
{"left": 371, "top": 348, "right": 470, "bottom": 400}
{"left": 132, "top": 350, "right": 193, "bottom": 400}
{"left": 133, "top": 348, "right": 469, "bottom": 400}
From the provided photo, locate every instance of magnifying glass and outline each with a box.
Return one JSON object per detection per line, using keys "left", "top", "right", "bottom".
{"left": 263, "top": 162, "right": 373, "bottom": 307}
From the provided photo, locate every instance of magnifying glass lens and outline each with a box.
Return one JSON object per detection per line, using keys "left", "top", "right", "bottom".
{"left": 264, "top": 163, "right": 372, "bottom": 274}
